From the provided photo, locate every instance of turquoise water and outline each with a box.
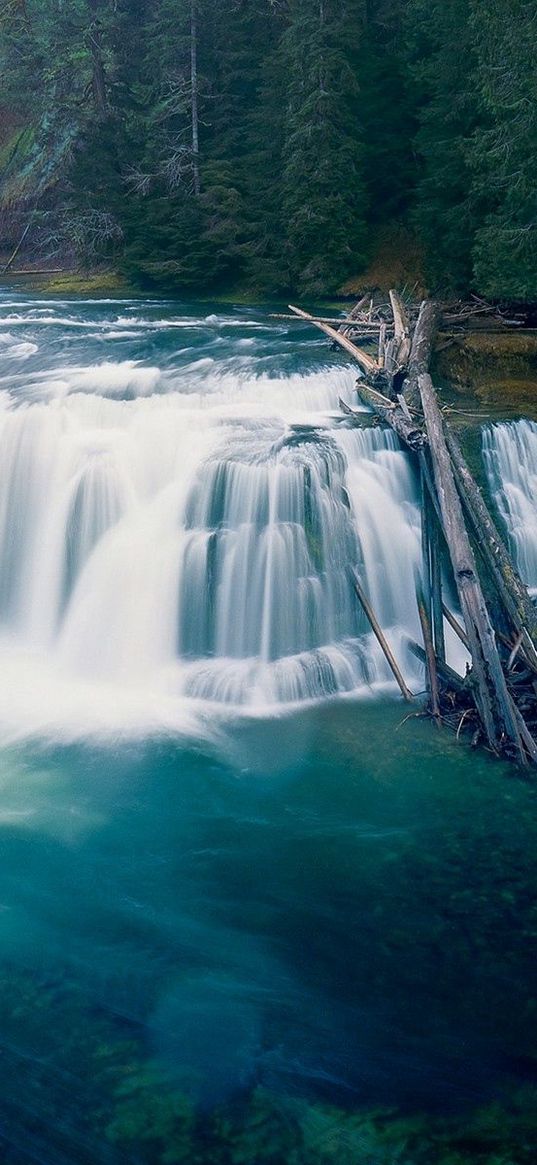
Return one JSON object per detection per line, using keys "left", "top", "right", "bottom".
{"left": 1, "top": 705, "right": 536, "bottom": 1160}
{"left": 0, "top": 294, "right": 535, "bottom": 1162}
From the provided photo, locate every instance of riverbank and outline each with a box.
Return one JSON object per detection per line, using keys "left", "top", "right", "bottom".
{"left": 0, "top": 265, "right": 265, "bottom": 304}
{"left": 1, "top": 267, "right": 137, "bottom": 297}
{"left": 435, "top": 330, "right": 537, "bottom": 423}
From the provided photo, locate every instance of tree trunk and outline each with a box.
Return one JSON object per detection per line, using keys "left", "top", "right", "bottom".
{"left": 444, "top": 425, "right": 537, "bottom": 661}
{"left": 87, "top": 0, "right": 108, "bottom": 117}
{"left": 353, "top": 571, "right": 413, "bottom": 702}
{"left": 403, "top": 301, "right": 439, "bottom": 411}
{"left": 416, "top": 580, "right": 441, "bottom": 718}
{"left": 288, "top": 304, "right": 379, "bottom": 376}
{"left": 340, "top": 393, "right": 425, "bottom": 451}
{"left": 418, "top": 373, "right": 527, "bottom": 762}
{"left": 191, "top": 0, "right": 201, "bottom": 196}
{"left": 384, "top": 289, "right": 411, "bottom": 378}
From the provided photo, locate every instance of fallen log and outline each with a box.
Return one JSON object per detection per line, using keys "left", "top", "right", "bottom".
{"left": 416, "top": 580, "right": 441, "bottom": 719}
{"left": 1, "top": 223, "right": 32, "bottom": 275}
{"left": 418, "top": 372, "right": 529, "bottom": 763}
{"left": 408, "top": 640, "right": 466, "bottom": 694}
{"left": 422, "top": 472, "right": 446, "bottom": 664}
{"left": 5, "top": 268, "right": 64, "bottom": 276}
{"left": 270, "top": 313, "right": 383, "bottom": 328}
{"left": 442, "top": 601, "right": 470, "bottom": 652}
{"left": 288, "top": 304, "right": 379, "bottom": 376}
{"left": 384, "top": 289, "right": 411, "bottom": 377}
{"left": 443, "top": 426, "right": 537, "bottom": 663}
{"left": 403, "top": 301, "right": 439, "bottom": 411}
{"left": 353, "top": 569, "right": 414, "bottom": 702}
{"left": 340, "top": 393, "right": 426, "bottom": 451}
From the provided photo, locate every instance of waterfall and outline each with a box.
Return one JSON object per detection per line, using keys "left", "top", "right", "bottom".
{"left": 0, "top": 295, "right": 428, "bottom": 739}
{"left": 483, "top": 420, "right": 537, "bottom": 594}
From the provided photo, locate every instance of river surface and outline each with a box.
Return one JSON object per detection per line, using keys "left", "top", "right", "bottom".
{"left": 0, "top": 292, "right": 535, "bottom": 1163}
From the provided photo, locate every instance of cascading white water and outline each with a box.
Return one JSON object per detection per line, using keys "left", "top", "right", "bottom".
{"left": 0, "top": 295, "right": 428, "bottom": 740}
{"left": 483, "top": 420, "right": 537, "bottom": 593}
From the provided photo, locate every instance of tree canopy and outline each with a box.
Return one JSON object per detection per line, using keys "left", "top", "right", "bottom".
{"left": 0, "top": 0, "right": 534, "bottom": 299}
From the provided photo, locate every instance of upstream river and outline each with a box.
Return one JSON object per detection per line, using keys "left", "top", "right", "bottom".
{"left": 0, "top": 292, "right": 535, "bottom": 1163}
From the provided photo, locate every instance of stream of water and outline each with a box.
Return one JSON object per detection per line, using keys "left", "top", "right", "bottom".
{"left": 0, "top": 293, "right": 535, "bottom": 1163}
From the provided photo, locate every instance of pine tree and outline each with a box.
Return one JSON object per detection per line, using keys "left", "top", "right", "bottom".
{"left": 279, "top": 0, "right": 369, "bottom": 296}
{"left": 469, "top": 0, "right": 537, "bottom": 301}
{"left": 406, "top": 0, "right": 480, "bottom": 293}
{"left": 360, "top": 0, "right": 417, "bottom": 225}
{"left": 2, "top": 0, "right": 535, "bottom": 300}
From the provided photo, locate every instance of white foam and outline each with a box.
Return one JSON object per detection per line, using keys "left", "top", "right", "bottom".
{"left": 0, "top": 332, "right": 38, "bottom": 359}
{"left": 0, "top": 294, "right": 429, "bottom": 743}
{"left": 36, "top": 361, "right": 163, "bottom": 399}
{"left": 0, "top": 637, "right": 216, "bottom": 745}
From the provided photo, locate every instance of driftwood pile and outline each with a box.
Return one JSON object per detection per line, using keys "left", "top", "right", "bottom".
{"left": 278, "top": 295, "right": 537, "bottom": 769}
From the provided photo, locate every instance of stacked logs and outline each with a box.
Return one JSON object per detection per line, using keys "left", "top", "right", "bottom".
{"left": 280, "top": 295, "right": 537, "bottom": 768}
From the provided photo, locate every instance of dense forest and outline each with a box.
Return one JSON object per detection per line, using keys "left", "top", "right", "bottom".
{"left": 0, "top": 0, "right": 536, "bottom": 299}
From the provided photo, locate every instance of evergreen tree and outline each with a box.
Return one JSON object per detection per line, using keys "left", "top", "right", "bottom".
{"left": 278, "top": 0, "right": 369, "bottom": 295}
{"left": 119, "top": 1, "right": 281, "bottom": 291}
{"left": 405, "top": 0, "right": 479, "bottom": 293}
{"left": 1, "top": 0, "right": 536, "bottom": 300}
{"left": 469, "top": 0, "right": 537, "bottom": 301}
{"left": 360, "top": 0, "right": 417, "bottom": 225}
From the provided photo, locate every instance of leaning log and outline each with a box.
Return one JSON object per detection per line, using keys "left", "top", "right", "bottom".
{"left": 338, "top": 293, "right": 370, "bottom": 335}
{"left": 408, "top": 641, "right": 466, "bottom": 695}
{"left": 403, "top": 301, "right": 439, "bottom": 411}
{"left": 442, "top": 601, "right": 470, "bottom": 652}
{"left": 1, "top": 223, "right": 32, "bottom": 275}
{"left": 353, "top": 570, "right": 413, "bottom": 702}
{"left": 384, "top": 289, "right": 411, "bottom": 377}
{"left": 288, "top": 304, "right": 379, "bottom": 376}
{"left": 443, "top": 426, "right": 537, "bottom": 662}
{"left": 344, "top": 384, "right": 426, "bottom": 450}
{"left": 418, "top": 372, "right": 528, "bottom": 763}
{"left": 416, "top": 580, "right": 441, "bottom": 718}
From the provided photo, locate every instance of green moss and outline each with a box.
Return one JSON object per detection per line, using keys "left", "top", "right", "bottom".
{"left": 0, "top": 125, "right": 36, "bottom": 176}
{"left": 106, "top": 1068, "right": 195, "bottom": 1162}
{"left": 11, "top": 268, "right": 135, "bottom": 296}
{"left": 0, "top": 965, "right": 536, "bottom": 1164}
{"left": 434, "top": 332, "right": 537, "bottom": 424}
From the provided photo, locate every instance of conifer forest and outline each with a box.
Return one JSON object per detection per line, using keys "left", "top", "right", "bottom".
{"left": 1, "top": 0, "right": 536, "bottom": 299}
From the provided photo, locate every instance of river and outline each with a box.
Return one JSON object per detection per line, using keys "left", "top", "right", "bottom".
{"left": 0, "top": 292, "right": 535, "bottom": 1163}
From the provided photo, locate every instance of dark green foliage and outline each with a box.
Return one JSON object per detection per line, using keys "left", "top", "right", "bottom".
{"left": 278, "top": 0, "right": 368, "bottom": 295}
{"left": 0, "top": 0, "right": 536, "bottom": 298}
{"left": 469, "top": 0, "right": 537, "bottom": 301}
{"left": 405, "top": 0, "right": 480, "bottom": 293}
{"left": 361, "top": 1, "right": 418, "bottom": 224}
{"left": 407, "top": 0, "right": 537, "bottom": 301}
